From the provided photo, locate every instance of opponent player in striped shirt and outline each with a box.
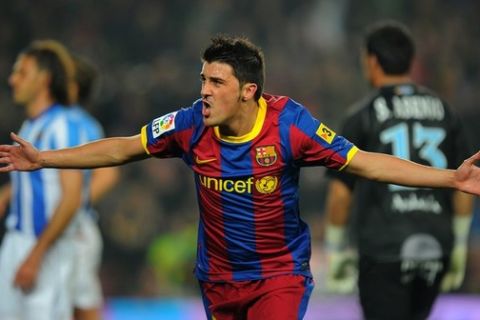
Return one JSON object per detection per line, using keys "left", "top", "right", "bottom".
{"left": 1, "top": 35, "right": 480, "bottom": 320}
{"left": 0, "top": 40, "right": 84, "bottom": 320}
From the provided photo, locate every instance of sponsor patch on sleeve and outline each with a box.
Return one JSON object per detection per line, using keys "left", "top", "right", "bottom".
{"left": 151, "top": 112, "right": 177, "bottom": 138}
{"left": 316, "top": 123, "right": 336, "bottom": 144}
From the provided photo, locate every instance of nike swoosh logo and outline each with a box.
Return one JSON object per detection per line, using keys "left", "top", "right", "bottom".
{"left": 195, "top": 156, "right": 217, "bottom": 164}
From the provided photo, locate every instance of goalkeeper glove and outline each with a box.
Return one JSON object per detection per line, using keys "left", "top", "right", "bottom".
{"left": 441, "top": 215, "right": 472, "bottom": 292}
{"left": 325, "top": 224, "right": 357, "bottom": 294}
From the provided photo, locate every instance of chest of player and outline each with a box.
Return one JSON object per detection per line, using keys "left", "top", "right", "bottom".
{"left": 192, "top": 139, "right": 285, "bottom": 175}
{"left": 191, "top": 130, "right": 289, "bottom": 195}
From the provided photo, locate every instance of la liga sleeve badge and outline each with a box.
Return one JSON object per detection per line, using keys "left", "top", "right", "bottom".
{"left": 151, "top": 112, "right": 178, "bottom": 138}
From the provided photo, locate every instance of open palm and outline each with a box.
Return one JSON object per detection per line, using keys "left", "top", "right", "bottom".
{"left": 454, "top": 151, "right": 480, "bottom": 195}
{"left": 0, "top": 133, "right": 41, "bottom": 172}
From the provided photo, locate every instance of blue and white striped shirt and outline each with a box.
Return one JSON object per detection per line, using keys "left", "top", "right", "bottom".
{"left": 7, "top": 104, "right": 89, "bottom": 237}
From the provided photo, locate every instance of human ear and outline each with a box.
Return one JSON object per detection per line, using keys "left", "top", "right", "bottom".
{"left": 241, "top": 83, "right": 257, "bottom": 101}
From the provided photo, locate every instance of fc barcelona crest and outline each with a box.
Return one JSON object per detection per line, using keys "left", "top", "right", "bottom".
{"left": 255, "top": 145, "right": 277, "bottom": 166}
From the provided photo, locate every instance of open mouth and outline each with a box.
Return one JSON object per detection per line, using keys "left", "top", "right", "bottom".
{"left": 202, "top": 101, "right": 211, "bottom": 117}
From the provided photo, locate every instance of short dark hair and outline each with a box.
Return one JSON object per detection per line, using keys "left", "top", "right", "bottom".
{"left": 21, "top": 40, "right": 75, "bottom": 105}
{"left": 73, "top": 55, "right": 98, "bottom": 106}
{"left": 202, "top": 35, "right": 265, "bottom": 101}
{"left": 364, "top": 21, "right": 415, "bottom": 75}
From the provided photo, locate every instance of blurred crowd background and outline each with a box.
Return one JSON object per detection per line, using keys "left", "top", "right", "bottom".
{"left": 1, "top": 0, "right": 479, "bottom": 300}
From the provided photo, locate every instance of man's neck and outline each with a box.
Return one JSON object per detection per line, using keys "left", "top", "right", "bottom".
{"left": 219, "top": 100, "right": 259, "bottom": 137}
{"left": 374, "top": 74, "right": 411, "bottom": 88}
{"left": 26, "top": 95, "right": 55, "bottom": 119}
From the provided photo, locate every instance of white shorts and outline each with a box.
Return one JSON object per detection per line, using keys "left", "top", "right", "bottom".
{"left": 0, "top": 231, "right": 75, "bottom": 320}
{"left": 72, "top": 214, "right": 103, "bottom": 309}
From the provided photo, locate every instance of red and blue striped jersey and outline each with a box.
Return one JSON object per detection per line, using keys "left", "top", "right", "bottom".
{"left": 141, "top": 94, "right": 358, "bottom": 282}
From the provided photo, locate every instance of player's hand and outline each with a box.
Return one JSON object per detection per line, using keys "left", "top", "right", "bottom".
{"left": 14, "top": 251, "right": 43, "bottom": 293}
{"left": 441, "top": 243, "right": 467, "bottom": 292}
{"left": 325, "top": 248, "right": 357, "bottom": 294}
{"left": 0, "top": 132, "right": 41, "bottom": 173}
{"left": 455, "top": 151, "right": 480, "bottom": 195}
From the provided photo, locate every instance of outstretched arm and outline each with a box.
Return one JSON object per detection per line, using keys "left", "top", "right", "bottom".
{"left": 345, "top": 150, "right": 480, "bottom": 195}
{"left": 0, "top": 132, "right": 148, "bottom": 172}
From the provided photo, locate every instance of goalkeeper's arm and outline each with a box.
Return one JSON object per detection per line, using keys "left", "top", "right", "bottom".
{"left": 324, "top": 178, "right": 357, "bottom": 293}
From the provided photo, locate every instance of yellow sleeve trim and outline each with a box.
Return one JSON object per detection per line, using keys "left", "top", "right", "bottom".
{"left": 140, "top": 125, "right": 151, "bottom": 155}
{"left": 338, "top": 146, "right": 359, "bottom": 171}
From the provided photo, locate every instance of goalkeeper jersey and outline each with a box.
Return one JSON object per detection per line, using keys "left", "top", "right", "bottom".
{"left": 327, "top": 83, "right": 471, "bottom": 261}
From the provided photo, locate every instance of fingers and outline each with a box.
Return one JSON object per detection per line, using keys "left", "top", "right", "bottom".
{"left": 441, "top": 268, "right": 460, "bottom": 291}
{"left": 0, "top": 150, "right": 10, "bottom": 157}
{"left": 14, "top": 276, "right": 34, "bottom": 293}
{"left": 464, "top": 150, "right": 480, "bottom": 165}
{"left": 0, "top": 164, "right": 14, "bottom": 173}
{"left": 0, "top": 153, "right": 9, "bottom": 163}
{"left": 10, "top": 132, "right": 27, "bottom": 147}
{"left": 441, "top": 272, "right": 464, "bottom": 292}
{"left": 0, "top": 145, "right": 13, "bottom": 152}
{"left": 0, "top": 151, "right": 14, "bottom": 172}
{"left": 0, "top": 151, "right": 10, "bottom": 161}
{"left": 0, "top": 133, "right": 24, "bottom": 149}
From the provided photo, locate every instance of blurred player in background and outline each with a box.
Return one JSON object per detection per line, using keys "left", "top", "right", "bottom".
{"left": 0, "top": 40, "right": 83, "bottom": 320}
{"left": 69, "top": 54, "right": 119, "bottom": 320}
{"left": 324, "top": 20, "right": 474, "bottom": 320}
{"left": 1, "top": 35, "right": 480, "bottom": 320}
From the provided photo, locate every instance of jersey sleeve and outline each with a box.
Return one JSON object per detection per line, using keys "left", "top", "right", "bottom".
{"left": 290, "top": 104, "right": 358, "bottom": 170}
{"left": 140, "top": 106, "right": 197, "bottom": 158}
{"left": 325, "top": 107, "right": 365, "bottom": 189}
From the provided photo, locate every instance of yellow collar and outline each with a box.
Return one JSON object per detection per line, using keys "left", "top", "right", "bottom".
{"left": 214, "top": 97, "right": 267, "bottom": 143}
